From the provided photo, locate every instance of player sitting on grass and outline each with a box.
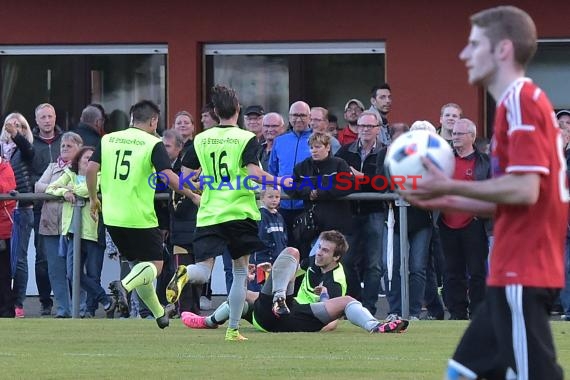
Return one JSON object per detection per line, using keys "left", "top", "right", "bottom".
{"left": 182, "top": 231, "right": 409, "bottom": 334}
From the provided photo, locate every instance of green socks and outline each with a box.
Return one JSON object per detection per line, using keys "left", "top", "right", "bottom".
{"left": 122, "top": 262, "right": 164, "bottom": 318}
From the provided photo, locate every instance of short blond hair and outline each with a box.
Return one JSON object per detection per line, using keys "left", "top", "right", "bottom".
{"left": 308, "top": 132, "right": 331, "bottom": 147}
{"left": 260, "top": 186, "right": 281, "bottom": 198}
{"left": 455, "top": 118, "right": 477, "bottom": 138}
{"left": 35, "top": 103, "right": 55, "bottom": 116}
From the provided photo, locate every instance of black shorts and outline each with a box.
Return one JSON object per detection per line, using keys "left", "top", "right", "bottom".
{"left": 106, "top": 225, "right": 163, "bottom": 262}
{"left": 193, "top": 218, "right": 265, "bottom": 261}
{"left": 450, "top": 286, "right": 563, "bottom": 380}
{"left": 251, "top": 293, "right": 325, "bottom": 332}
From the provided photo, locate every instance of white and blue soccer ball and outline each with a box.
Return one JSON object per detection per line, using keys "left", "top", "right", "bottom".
{"left": 385, "top": 130, "right": 455, "bottom": 178}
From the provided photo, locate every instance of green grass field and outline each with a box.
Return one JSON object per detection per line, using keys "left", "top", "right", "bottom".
{"left": 3, "top": 319, "right": 570, "bottom": 379}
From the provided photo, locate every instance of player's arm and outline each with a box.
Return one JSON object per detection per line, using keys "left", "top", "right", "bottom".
{"left": 151, "top": 143, "right": 200, "bottom": 203}
{"left": 180, "top": 142, "right": 201, "bottom": 179}
{"left": 86, "top": 161, "right": 100, "bottom": 203}
{"left": 320, "top": 319, "right": 338, "bottom": 332}
{"left": 403, "top": 157, "right": 539, "bottom": 207}
{"left": 86, "top": 145, "right": 102, "bottom": 220}
{"left": 243, "top": 137, "right": 292, "bottom": 187}
{"left": 446, "top": 173, "right": 539, "bottom": 205}
{"left": 410, "top": 195, "right": 496, "bottom": 217}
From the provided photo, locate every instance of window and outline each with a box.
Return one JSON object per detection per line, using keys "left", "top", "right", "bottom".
{"left": 485, "top": 40, "right": 570, "bottom": 136}
{"left": 527, "top": 40, "right": 570, "bottom": 110}
{"left": 0, "top": 45, "right": 167, "bottom": 132}
{"left": 204, "top": 42, "right": 385, "bottom": 125}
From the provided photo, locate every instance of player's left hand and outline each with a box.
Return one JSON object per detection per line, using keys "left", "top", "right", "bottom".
{"left": 90, "top": 197, "right": 101, "bottom": 221}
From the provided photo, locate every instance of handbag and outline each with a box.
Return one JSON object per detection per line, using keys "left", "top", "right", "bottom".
{"left": 292, "top": 204, "right": 319, "bottom": 243}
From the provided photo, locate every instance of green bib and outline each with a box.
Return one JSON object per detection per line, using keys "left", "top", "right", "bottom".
{"left": 99, "top": 128, "right": 161, "bottom": 228}
{"left": 194, "top": 126, "right": 260, "bottom": 226}
{"left": 295, "top": 263, "right": 347, "bottom": 304}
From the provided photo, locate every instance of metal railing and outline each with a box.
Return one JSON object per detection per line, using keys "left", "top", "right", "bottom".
{"left": 0, "top": 191, "right": 413, "bottom": 319}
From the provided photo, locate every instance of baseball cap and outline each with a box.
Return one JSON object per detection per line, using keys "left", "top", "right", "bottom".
{"left": 344, "top": 99, "right": 365, "bottom": 112}
{"left": 244, "top": 105, "right": 265, "bottom": 116}
{"left": 556, "top": 110, "right": 570, "bottom": 119}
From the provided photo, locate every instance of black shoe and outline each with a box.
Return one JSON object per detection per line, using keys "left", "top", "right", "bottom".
{"left": 165, "top": 303, "right": 178, "bottom": 319}
{"left": 40, "top": 304, "right": 52, "bottom": 316}
{"left": 272, "top": 297, "right": 290, "bottom": 317}
{"left": 105, "top": 302, "right": 116, "bottom": 319}
{"left": 109, "top": 280, "right": 130, "bottom": 316}
{"left": 104, "top": 297, "right": 116, "bottom": 313}
{"left": 156, "top": 311, "right": 170, "bottom": 329}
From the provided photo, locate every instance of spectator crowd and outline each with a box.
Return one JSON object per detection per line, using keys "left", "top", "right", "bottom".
{"left": 1, "top": 85, "right": 569, "bottom": 324}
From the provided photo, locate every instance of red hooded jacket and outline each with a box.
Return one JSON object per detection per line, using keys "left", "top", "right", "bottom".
{"left": 0, "top": 160, "right": 16, "bottom": 239}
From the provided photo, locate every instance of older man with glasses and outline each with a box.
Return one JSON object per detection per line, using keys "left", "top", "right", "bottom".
{"left": 244, "top": 105, "right": 265, "bottom": 143}
{"left": 258, "top": 112, "right": 285, "bottom": 171}
{"left": 439, "top": 118, "right": 492, "bottom": 320}
{"left": 336, "top": 111, "right": 385, "bottom": 315}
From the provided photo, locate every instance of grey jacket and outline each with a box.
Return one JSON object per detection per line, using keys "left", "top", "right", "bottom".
{"left": 35, "top": 162, "right": 67, "bottom": 236}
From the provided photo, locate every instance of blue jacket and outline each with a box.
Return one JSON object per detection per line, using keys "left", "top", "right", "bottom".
{"left": 268, "top": 128, "right": 312, "bottom": 209}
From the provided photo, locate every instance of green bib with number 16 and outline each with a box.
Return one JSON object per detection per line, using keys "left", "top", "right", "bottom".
{"left": 194, "top": 126, "right": 260, "bottom": 227}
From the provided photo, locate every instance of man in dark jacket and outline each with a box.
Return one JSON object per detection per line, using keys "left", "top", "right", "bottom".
{"left": 31, "top": 103, "right": 64, "bottom": 316}
{"left": 335, "top": 111, "right": 384, "bottom": 315}
{"left": 163, "top": 129, "right": 201, "bottom": 314}
{"left": 74, "top": 105, "right": 104, "bottom": 148}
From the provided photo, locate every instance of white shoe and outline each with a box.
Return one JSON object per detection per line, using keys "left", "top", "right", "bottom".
{"left": 384, "top": 313, "right": 401, "bottom": 322}
{"left": 200, "top": 296, "right": 213, "bottom": 310}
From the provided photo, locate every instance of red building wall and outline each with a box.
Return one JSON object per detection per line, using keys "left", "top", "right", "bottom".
{"left": 2, "top": 0, "right": 568, "bottom": 132}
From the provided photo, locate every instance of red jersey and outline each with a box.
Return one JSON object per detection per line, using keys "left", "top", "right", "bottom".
{"left": 442, "top": 154, "right": 477, "bottom": 229}
{"left": 489, "top": 78, "right": 569, "bottom": 288}
{"left": 337, "top": 125, "right": 358, "bottom": 146}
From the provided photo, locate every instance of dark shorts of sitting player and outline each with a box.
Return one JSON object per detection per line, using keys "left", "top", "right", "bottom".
{"left": 193, "top": 218, "right": 266, "bottom": 261}
{"left": 449, "top": 286, "right": 563, "bottom": 380}
{"left": 252, "top": 293, "right": 329, "bottom": 332}
{"left": 106, "top": 225, "right": 163, "bottom": 262}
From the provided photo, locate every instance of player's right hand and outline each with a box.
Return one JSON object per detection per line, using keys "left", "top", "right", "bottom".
{"left": 314, "top": 284, "right": 328, "bottom": 295}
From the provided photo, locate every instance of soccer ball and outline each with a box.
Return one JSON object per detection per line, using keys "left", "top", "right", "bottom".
{"left": 385, "top": 130, "right": 455, "bottom": 178}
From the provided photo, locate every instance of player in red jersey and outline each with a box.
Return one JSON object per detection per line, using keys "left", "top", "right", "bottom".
{"left": 402, "top": 6, "right": 568, "bottom": 380}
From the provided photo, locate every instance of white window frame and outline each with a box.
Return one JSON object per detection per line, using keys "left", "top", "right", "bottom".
{"left": 204, "top": 42, "right": 385, "bottom": 56}
{"left": 0, "top": 44, "right": 167, "bottom": 55}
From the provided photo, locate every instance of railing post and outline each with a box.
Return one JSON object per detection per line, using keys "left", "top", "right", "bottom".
{"left": 71, "top": 198, "right": 85, "bottom": 319}
{"left": 396, "top": 197, "right": 410, "bottom": 319}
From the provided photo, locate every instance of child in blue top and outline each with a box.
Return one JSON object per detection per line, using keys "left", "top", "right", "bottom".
{"left": 249, "top": 187, "right": 287, "bottom": 291}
